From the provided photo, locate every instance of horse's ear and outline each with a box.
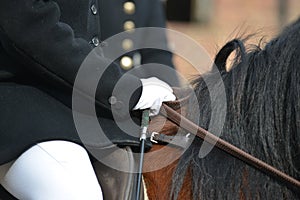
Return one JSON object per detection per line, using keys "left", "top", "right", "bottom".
{"left": 214, "top": 39, "right": 245, "bottom": 74}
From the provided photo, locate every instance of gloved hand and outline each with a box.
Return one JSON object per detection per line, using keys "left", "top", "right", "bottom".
{"left": 133, "top": 77, "right": 176, "bottom": 116}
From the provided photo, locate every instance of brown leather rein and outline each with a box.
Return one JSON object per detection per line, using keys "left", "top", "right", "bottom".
{"left": 156, "top": 103, "right": 300, "bottom": 189}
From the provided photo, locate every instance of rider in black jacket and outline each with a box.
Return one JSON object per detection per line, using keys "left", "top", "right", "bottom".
{"left": 0, "top": 0, "right": 178, "bottom": 199}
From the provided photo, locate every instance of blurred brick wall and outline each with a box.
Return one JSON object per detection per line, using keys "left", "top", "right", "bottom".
{"left": 166, "top": 0, "right": 300, "bottom": 79}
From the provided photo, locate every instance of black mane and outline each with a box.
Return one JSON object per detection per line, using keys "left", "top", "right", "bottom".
{"left": 172, "top": 18, "right": 300, "bottom": 199}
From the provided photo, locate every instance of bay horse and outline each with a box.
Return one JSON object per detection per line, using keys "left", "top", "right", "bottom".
{"left": 143, "top": 18, "right": 300, "bottom": 199}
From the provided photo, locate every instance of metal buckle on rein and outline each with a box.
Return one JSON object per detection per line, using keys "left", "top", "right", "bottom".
{"left": 150, "top": 132, "right": 159, "bottom": 143}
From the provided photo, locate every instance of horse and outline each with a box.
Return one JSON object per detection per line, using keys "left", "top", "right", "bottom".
{"left": 143, "top": 18, "right": 300, "bottom": 200}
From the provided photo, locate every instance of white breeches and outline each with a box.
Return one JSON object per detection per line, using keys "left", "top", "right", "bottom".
{"left": 0, "top": 140, "right": 103, "bottom": 200}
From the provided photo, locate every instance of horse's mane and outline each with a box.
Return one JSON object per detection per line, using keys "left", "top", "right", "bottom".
{"left": 172, "top": 18, "right": 300, "bottom": 199}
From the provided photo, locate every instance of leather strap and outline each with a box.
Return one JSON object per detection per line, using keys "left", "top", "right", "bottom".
{"left": 150, "top": 132, "right": 192, "bottom": 149}
{"left": 160, "top": 103, "right": 300, "bottom": 189}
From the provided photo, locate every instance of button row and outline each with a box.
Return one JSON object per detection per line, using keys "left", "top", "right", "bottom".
{"left": 90, "top": 4, "right": 99, "bottom": 47}
{"left": 90, "top": 2, "right": 137, "bottom": 69}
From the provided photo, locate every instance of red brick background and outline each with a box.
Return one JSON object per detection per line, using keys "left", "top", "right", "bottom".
{"left": 167, "top": 0, "right": 300, "bottom": 79}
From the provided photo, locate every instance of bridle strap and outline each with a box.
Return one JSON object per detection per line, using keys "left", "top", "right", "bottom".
{"left": 150, "top": 131, "right": 192, "bottom": 149}
{"left": 160, "top": 103, "right": 300, "bottom": 189}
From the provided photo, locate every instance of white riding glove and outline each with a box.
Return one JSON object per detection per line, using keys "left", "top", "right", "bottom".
{"left": 133, "top": 77, "right": 176, "bottom": 116}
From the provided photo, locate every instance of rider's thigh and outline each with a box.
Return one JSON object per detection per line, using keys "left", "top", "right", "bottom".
{"left": 0, "top": 140, "right": 103, "bottom": 200}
